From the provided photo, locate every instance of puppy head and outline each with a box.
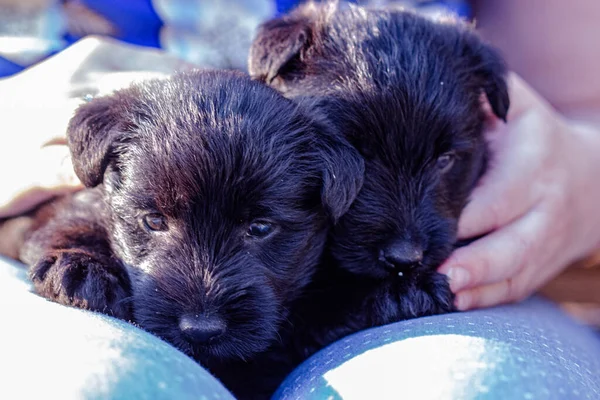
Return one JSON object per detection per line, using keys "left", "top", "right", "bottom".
{"left": 67, "top": 70, "right": 363, "bottom": 362}
{"left": 250, "top": 4, "right": 509, "bottom": 278}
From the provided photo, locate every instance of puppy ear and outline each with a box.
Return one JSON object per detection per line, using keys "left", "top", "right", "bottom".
{"left": 466, "top": 39, "right": 510, "bottom": 121}
{"left": 67, "top": 94, "right": 131, "bottom": 187}
{"left": 249, "top": 4, "right": 318, "bottom": 85}
{"left": 317, "top": 124, "right": 365, "bottom": 223}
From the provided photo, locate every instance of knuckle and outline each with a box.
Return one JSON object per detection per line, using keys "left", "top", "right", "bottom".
{"left": 487, "top": 199, "right": 507, "bottom": 231}
{"left": 511, "top": 235, "right": 531, "bottom": 273}
{"left": 473, "top": 253, "right": 492, "bottom": 286}
{"left": 514, "top": 234, "right": 530, "bottom": 253}
{"left": 453, "top": 247, "right": 489, "bottom": 287}
{"left": 505, "top": 278, "right": 525, "bottom": 303}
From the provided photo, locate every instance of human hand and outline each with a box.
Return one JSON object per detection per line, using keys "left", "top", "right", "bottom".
{"left": 438, "top": 73, "right": 600, "bottom": 310}
{"left": 0, "top": 37, "right": 194, "bottom": 218}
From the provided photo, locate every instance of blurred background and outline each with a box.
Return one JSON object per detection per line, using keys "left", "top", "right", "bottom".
{"left": 0, "top": 0, "right": 470, "bottom": 76}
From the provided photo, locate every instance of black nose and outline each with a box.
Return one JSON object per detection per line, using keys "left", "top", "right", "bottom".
{"left": 179, "top": 314, "right": 226, "bottom": 344}
{"left": 381, "top": 241, "right": 424, "bottom": 270}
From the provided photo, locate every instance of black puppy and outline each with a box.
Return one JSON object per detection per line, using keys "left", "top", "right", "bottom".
{"left": 249, "top": 0, "right": 509, "bottom": 365}
{"left": 9, "top": 70, "right": 363, "bottom": 396}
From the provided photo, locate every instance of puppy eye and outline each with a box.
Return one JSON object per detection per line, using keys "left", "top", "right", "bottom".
{"left": 436, "top": 153, "right": 456, "bottom": 173}
{"left": 143, "top": 213, "right": 168, "bottom": 231}
{"left": 247, "top": 221, "right": 274, "bottom": 238}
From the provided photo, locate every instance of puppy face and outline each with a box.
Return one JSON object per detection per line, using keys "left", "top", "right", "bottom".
{"left": 67, "top": 70, "right": 363, "bottom": 362}
{"left": 250, "top": 4, "right": 509, "bottom": 279}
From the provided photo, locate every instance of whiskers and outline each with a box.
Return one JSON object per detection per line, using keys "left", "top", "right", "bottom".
{"left": 113, "top": 295, "right": 134, "bottom": 308}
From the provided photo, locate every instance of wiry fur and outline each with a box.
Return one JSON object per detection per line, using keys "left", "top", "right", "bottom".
{"left": 12, "top": 70, "right": 364, "bottom": 398}
{"left": 245, "top": 2, "right": 510, "bottom": 392}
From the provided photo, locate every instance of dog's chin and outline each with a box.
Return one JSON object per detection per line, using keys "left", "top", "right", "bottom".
{"left": 132, "top": 291, "right": 282, "bottom": 363}
{"left": 182, "top": 333, "right": 274, "bottom": 364}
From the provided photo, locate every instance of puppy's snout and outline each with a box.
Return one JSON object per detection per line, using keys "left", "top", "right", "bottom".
{"left": 380, "top": 240, "right": 423, "bottom": 271}
{"left": 179, "top": 314, "right": 226, "bottom": 344}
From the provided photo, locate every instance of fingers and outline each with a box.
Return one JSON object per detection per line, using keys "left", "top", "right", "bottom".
{"left": 457, "top": 116, "right": 546, "bottom": 239}
{"left": 0, "top": 146, "right": 82, "bottom": 218}
{"left": 454, "top": 278, "right": 525, "bottom": 310}
{"left": 457, "top": 76, "right": 557, "bottom": 240}
{"left": 454, "top": 254, "right": 563, "bottom": 311}
{"left": 457, "top": 160, "right": 537, "bottom": 239}
{"left": 441, "top": 201, "right": 572, "bottom": 311}
{"left": 440, "top": 205, "right": 547, "bottom": 293}
{"left": 441, "top": 74, "right": 596, "bottom": 311}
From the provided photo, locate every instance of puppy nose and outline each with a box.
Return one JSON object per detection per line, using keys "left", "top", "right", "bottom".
{"left": 381, "top": 241, "right": 424, "bottom": 269}
{"left": 179, "top": 314, "right": 226, "bottom": 344}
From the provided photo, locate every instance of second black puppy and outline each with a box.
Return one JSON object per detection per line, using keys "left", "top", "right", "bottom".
{"left": 250, "top": 2, "right": 509, "bottom": 351}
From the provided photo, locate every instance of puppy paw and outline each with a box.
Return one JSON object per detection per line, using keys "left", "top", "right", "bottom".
{"left": 413, "top": 272, "right": 456, "bottom": 315}
{"left": 428, "top": 272, "right": 456, "bottom": 312}
{"left": 29, "top": 250, "right": 132, "bottom": 319}
{"left": 393, "top": 272, "right": 456, "bottom": 320}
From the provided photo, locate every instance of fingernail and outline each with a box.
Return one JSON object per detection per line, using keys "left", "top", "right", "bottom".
{"left": 455, "top": 292, "right": 471, "bottom": 311}
{"left": 446, "top": 267, "right": 470, "bottom": 292}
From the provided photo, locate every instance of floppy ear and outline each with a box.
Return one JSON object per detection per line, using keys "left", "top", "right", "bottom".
{"left": 466, "top": 39, "right": 510, "bottom": 121}
{"left": 248, "top": 4, "right": 319, "bottom": 85}
{"left": 315, "top": 121, "right": 365, "bottom": 223}
{"left": 67, "top": 94, "right": 132, "bottom": 187}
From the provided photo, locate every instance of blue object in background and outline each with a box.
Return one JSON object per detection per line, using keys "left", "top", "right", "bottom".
{"left": 276, "top": 0, "right": 301, "bottom": 14}
{"left": 0, "top": 57, "right": 24, "bottom": 78}
{"left": 69, "top": 0, "right": 163, "bottom": 48}
{"left": 0, "top": 0, "right": 473, "bottom": 77}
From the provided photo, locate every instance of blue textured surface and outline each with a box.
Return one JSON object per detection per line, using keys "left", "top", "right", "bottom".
{"left": 0, "top": 257, "right": 234, "bottom": 400}
{"left": 2, "top": 256, "right": 600, "bottom": 399}
{"left": 274, "top": 297, "right": 600, "bottom": 400}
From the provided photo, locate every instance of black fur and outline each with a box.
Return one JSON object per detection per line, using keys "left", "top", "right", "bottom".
{"left": 245, "top": 1, "right": 510, "bottom": 391}
{"left": 13, "top": 70, "right": 364, "bottom": 398}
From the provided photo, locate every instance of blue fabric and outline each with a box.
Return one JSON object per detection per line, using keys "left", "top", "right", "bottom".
{"left": 65, "top": 0, "right": 163, "bottom": 48}
{"left": 275, "top": 297, "right": 600, "bottom": 399}
{"left": 3, "top": 254, "right": 599, "bottom": 399}
{"left": 0, "top": 57, "right": 24, "bottom": 78}
{"left": 0, "top": 257, "right": 235, "bottom": 400}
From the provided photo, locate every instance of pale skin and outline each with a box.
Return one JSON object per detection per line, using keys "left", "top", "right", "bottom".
{"left": 2, "top": 3, "right": 600, "bottom": 312}
{"left": 438, "top": 74, "right": 600, "bottom": 310}
{"left": 438, "top": 0, "right": 600, "bottom": 310}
